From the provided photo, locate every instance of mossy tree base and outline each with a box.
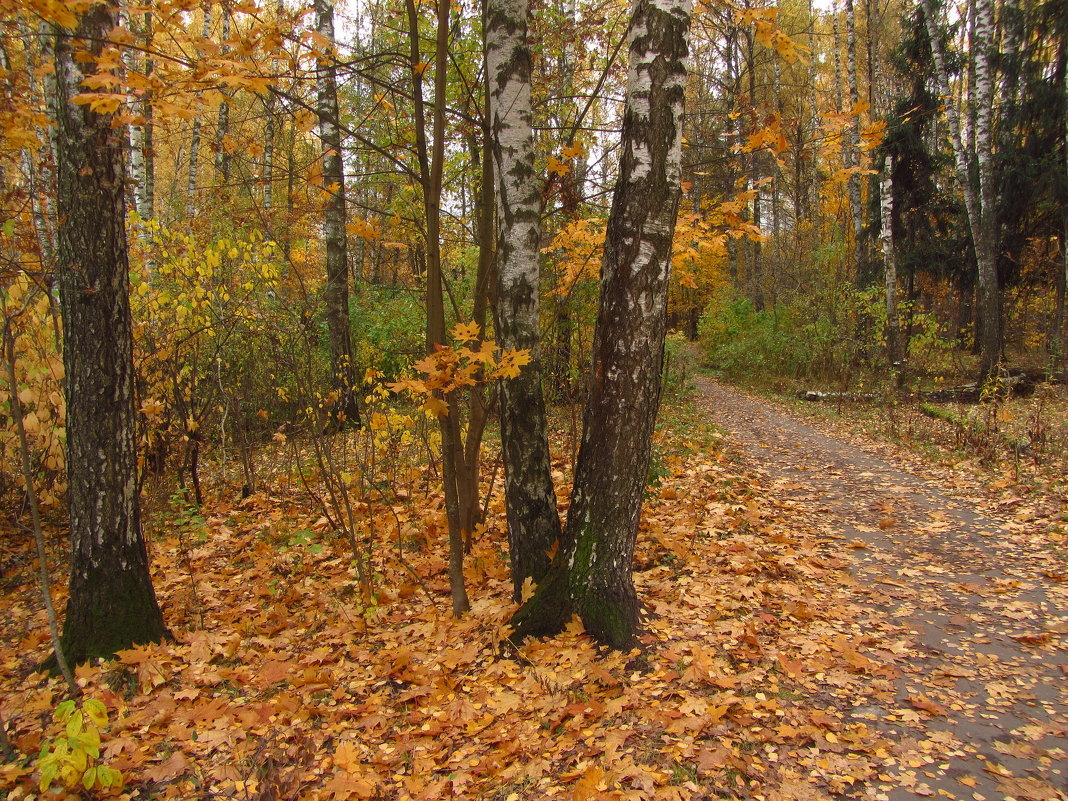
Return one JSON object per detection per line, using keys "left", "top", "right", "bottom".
{"left": 59, "top": 564, "right": 170, "bottom": 666}
{"left": 507, "top": 0, "right": 688, "bottom": 651}
{"left": 54, "top": 0, "right": 170, "bottom": 668}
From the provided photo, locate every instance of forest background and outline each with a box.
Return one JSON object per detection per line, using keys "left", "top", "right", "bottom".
{"left": 0, "top": 0, "right": 1066, "bottom": 796}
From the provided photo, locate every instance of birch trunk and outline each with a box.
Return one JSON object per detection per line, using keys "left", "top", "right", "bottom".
{"left": 141, "top": 12, "right": 155, "bottom": 219}
{"left": 488, "top": 0, "right": 562, "bottom": 601}
{"left": 923, "top": 0, "right": 1001, "bottom": 377}
{"left": 844, "top": 0, "right": 862, "bottom": 278}
{"left": 12, "top": 26, "right": 58, "bottom": 268}
{"left": 315, "top": 0, "right": 358, "bottom": 425}
{"left": 880, "top": 155, "right": 903, "bottom": 380}
{"left": 53, "top": 0, "right": 169, "bottom": 664}
{"left": 186, "top": 4, "right": 212, "bottom": 219}
{"left": 512, "top": 0, "right": 691, "bottom": 648}
{"left": 214, "top": 1, "right": 231, "bottom": 183}
{"left": 972, "top": 0, "right": 1000, "bottom": 375}
{"left": 263, "top": 93, "right": 275, "bottom": 210}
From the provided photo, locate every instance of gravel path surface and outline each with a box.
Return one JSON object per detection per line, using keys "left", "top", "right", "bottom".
{"left": 694, "top": 375, "right": 1068, "bottom": 801}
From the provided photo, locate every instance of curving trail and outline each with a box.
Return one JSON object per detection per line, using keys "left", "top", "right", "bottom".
{"left": 694, "top": 375, "right": 1068, "bottom": 801}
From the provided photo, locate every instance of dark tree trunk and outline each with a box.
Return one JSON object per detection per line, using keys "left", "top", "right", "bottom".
{"left": 488, "top": 0, "right": 562, "bottom": 601}
{"left": 511, "top": 0, "right": 691, "bottom": 648}
{"left": 53, "top": 1, "right": 168, "bottom": 664}
{"left": 316, "top": 0, "right": 359, "bottom": 426}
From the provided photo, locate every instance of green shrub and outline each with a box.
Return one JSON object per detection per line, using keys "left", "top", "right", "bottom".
{"left": 698, "top": 298, "right": 818, "bottom": 380}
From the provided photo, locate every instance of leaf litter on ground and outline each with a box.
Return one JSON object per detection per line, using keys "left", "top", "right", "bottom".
{"left": 0, "top": 392, "right": 1064, "bottom": 800}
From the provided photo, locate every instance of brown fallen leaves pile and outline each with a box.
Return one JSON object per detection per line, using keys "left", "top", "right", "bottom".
{"left": 0, "top": 411, "right": 1060, "bottom": 800}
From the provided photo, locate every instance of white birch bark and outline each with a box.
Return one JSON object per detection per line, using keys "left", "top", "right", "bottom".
{"left": 186, "top": 4, "right": 212, "bottom": 219}
{"left": 12, "top": 24, "right": 58, "bottom": 267}
{"left": 214, "top": 2, "right": 232, "bottom": 182}
{"left": 880, "top": 155, "right": 902, "bottom": 376}
{"left": 488, "top": 0, "right": 561, "bottom": 600}
{"left": 512, "top": 0, "right": 693, "bottom": 648}
{"left": 923, "top": 0, "right": 1001, "bottom": 376}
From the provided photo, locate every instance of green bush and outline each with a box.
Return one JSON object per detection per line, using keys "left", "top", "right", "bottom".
{"left": 350, "top": 283, "right": 424, "bottom": 380}
{"left": 698, "top": 298, "right": 819, "bottom": 380}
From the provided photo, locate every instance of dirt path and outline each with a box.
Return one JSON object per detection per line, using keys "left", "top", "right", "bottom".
{"left": 694, "top": 375, "right": 1068, "bottom": 801}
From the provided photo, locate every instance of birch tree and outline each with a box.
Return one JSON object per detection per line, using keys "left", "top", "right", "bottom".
{"left": 923, "top": 0, "right": 1002, "bottom": 377}
{"left": 316, "top": 0, "right": 359, "bottom": 425}
{"left": 512, "top": 0, "right": 692, "bottom": 648}
{"left": 881, "top": 154, "right": 903, "bottom": 380}
{"left": 53, "top": 0, "right": 169, "bottom": 664}
{"left": 487, "top": 0, "right": 562, "bottom": 600}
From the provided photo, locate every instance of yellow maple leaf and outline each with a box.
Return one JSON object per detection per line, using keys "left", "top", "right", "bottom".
{"left": 547, "top": 156, "right": 570, "bottom": 177}
{"left": 452, "top": 320, "right": 481, "bottom": 343}
{"left": 334, "top": 740, "right": 362, "bottom": 773}
{"left": 495, "top": 348, "right": 531, "bottom": 379}
{"left": 423, "top": 396, "right": 449, "bottom": 418}
{"left": 561, "top": 142, "right": 587, "bottom": 160}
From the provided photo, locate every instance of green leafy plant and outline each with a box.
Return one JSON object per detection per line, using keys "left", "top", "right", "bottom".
{"left": 37, "top": 698, "right": 123, "bottom": 793}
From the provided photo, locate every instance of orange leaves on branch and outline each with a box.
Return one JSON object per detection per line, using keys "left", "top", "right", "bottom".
{"left": 388, "top": 323, "right": 530, "bottom": 417}
{"left": 544, "top": 216, "right": 606, "bottom": 295}
{"left": 743, "top": 115, "right": 789, "bottom": 156}
{"left": 346, "top": 217, "right": 381, "bottom": 241}
{"left": 736, "top": 5, "right": 807, "bottom": 63}
{"left": 72, "top": 92, "right": 125, "bottom": 114}
{"left": 547, "top": 156, "right": 571, "bottom": 177}
{"left": 860, "top": 120, "right": 888, "bottom": 151}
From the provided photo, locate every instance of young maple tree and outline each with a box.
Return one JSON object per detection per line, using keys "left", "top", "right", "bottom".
{"left": 53, "top": 0, "right": 169, "bottom": 663}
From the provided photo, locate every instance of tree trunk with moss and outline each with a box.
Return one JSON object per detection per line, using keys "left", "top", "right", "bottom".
{"left": 54, "top": 0, "right": 169, "bottom": 665}
{"left": 511, "top": 0, "right": 691, "bottom": 648}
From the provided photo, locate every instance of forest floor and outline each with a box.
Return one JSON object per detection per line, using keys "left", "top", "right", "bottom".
{"left": 0, "top": 376, "right": 1065, "bottom": 800}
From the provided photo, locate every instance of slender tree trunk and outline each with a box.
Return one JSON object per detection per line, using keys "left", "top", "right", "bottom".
{"left": 844, "top": 0, "right": 863, "bottom": 280}
{"left": 488, "top": 0, "right": 563, "bottom": 601}
{"left": 214, "top": 1, "right": 232, "bottom": 184}
{"left": 406, "top": 0, "right": 470, "bottom": 615}
{"left": 142, "top": 12, "right": 155, "bottom": 218}
{"left": 10, "top": 28, "right": 58, "bottom": 269}
{"left": 186, "top": 4, "right": 212, "bottom": 219}
{"left": 263, "top": 93, "right": 275, "bottom": 211}
{"left": 512, "top": 0, "right": 691, "bottom": 648}
{"left": 1056, "top": 43, "right": 1067, "bottom": 369}
{"left": 971, "top": 0, "right": 1001, "bottom": 375}
{"left": 881, "top": 155, "right": 903, "bottom": 382}
{"left": 923, "top": 0, "right": 1001, "bottom": 377}
{"left": 807, "top": 0, "right": 820, "bottom": 223}
{"left": 53, "top": 0, "right": 169, "bottom": 664}
{"left": 316, "top": 0, "right": 359, "bottom": 425}
{"left": 744, "top": 29, "right": 763, "bottom": 311}
{"left": 2, "top": 303, "right": 77, "bottom": 693}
